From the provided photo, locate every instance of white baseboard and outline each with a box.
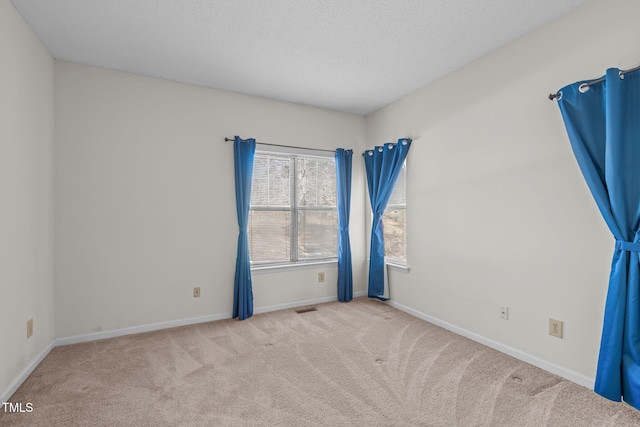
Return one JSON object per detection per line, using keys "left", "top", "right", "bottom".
{"left": 254, "top": 291, "right": 367, "bottom": 315}
{"left": 388, "top": 300, "right": 595, "bottom": 390}
{"left": 56, "top": 311, "right": 234, "bottom": 346}
{"left": 254, "top": 296, "right": 337, "bottom": 315}
{"left": 2, "top": 289, "right": 368, "bottom": 401}
{"left": 58, "top": 291, "right": 369, "bottom": 346}
{"left": 1, "top": 339, "right": 55, "bottom": 403}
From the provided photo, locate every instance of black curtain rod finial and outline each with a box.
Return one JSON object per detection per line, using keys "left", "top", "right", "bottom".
{"left": 549, "top": 93, "right": 560, "bottom": 101}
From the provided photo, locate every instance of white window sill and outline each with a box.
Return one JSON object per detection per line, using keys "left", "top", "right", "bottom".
{"left": 386, "top": 261, "right": 410, "bottom": 273}
{"left": 365, "top": 257, "right": 411, "bottom": 273}
{"left": 251, "top": 259, "right": 338, "bottom": 274}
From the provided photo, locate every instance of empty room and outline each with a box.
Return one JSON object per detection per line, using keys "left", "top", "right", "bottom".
{"left": 3, "top": 0, "right": 640, "bottom": 425}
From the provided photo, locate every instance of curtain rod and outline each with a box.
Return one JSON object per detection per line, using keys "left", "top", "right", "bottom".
{"left": 361, "top": 138, "right": 412, "bottom": 156}
{"left": 224, "top": 137, "right": 336, "bottom": 153}
{"left": 548, "top": 64, "right": 640, "bottom": 101}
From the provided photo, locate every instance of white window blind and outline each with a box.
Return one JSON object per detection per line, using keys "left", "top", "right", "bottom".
{"left": 249, "top": 151, "right": 337, "bottom": 266}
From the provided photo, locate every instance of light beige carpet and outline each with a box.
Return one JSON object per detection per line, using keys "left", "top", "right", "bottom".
{"left": 2, "top": 297, "right": 640, "bottom": 426}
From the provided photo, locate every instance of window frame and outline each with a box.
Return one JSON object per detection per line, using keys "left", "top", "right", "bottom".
{"left": 249, "top": 145, "right": 338, "bottom": 270}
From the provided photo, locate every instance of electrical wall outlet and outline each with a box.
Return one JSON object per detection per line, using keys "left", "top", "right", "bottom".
{"left": 317, "top": 272, "right": 325, "bottom": 283}
{"left": 549, "top": 318, "right": 563, "bottom": 338}
{"left": 27, "top": 319, "right": 33, "bottom": 339}
{"left": 193, "top": 287, "right": 201, "bottom": 298}
{"left": 499, "top": 306, "right": 509, "bottom": 320}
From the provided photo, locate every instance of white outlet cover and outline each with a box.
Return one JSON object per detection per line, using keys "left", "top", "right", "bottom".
{"left": 549, "top": 318, "right": 563, "bottom": 338}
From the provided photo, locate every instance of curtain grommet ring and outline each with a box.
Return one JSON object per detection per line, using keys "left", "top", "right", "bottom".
{"left": 579, "top": 83, "right": 590, "bottom": 93}
{"left": 556, "top": 91, "right": 562, "bottom": 101}
{"left": 620, "top": 70, "right": 625, "bottom": 80}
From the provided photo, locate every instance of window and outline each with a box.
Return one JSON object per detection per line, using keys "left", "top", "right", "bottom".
{"left": 383, "top": 161, "right": 406, "bottom": 265}
{"left": 249, "top": 150, "right": 337, "bottom": 266}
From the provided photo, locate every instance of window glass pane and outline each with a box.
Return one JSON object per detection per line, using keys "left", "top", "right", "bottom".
{"left": 387, "top": 162, "right": 406, "bottom": 206}
{"left": 297, "top": 210, "right": 338, "bottom": 260}
{"left": 251, "top": 155, "right": 269, "bottom": 206}
{"left": 383, "top": 207, "right": 406, "bottom": 262}
{"left": 249, "top": 151, "right": 338, "bottom": 265}
{"left": 296, "top": 157, "right": 336, "bottom": 207}
{"left": 251, "top": 154, "right": 291, "bottom": 207}
{"left": 384, "top": 162, "right": 406, "bottom": 263}
{"left": 249, "top": 210, "right": 291, "bottom": 263}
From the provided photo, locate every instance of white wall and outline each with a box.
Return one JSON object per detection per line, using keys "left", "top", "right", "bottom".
{"left": 54, "top": 62, "right": 367, "bottom": 339}
{"left": 0, "top": 0, "right": 55, "bottom": 398}
{"left": 366, "top": 0, "right": 640, "bottom": 381}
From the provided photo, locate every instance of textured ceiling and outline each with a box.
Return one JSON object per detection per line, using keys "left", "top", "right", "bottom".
{"left": 11, "top": 0, "right": 591, "bottom": 115}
